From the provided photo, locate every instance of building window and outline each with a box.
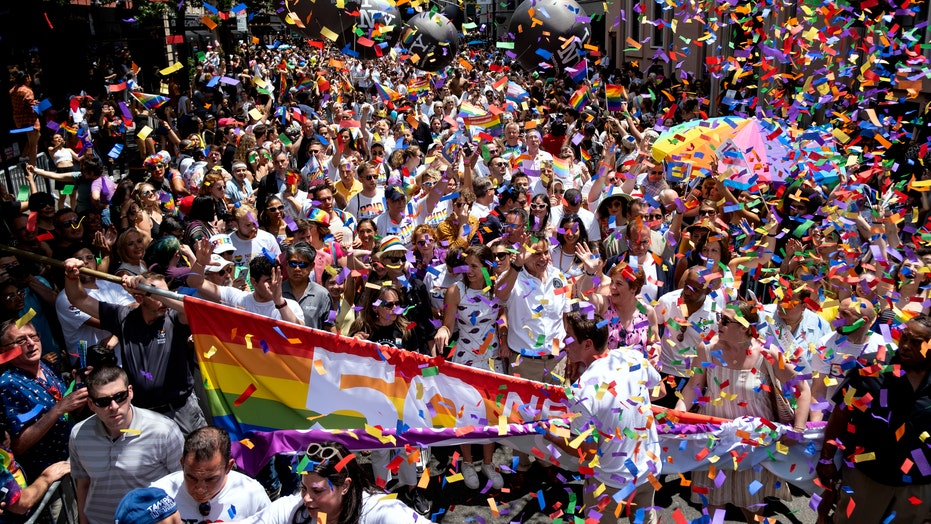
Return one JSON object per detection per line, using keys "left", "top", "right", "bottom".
{"left": 651, "top": 0, "right": 664, "bottom": 48}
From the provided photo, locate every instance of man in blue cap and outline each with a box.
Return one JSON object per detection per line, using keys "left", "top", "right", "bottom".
{"left": 114, "top": 487, "right": 180, "bottom": 524}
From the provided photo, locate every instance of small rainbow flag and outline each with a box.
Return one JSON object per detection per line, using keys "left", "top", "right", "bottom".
{"left": 606, "top": 84, "right": 625, "bottom": 112}
{"left": 130, "top": 91, "right": 170, "bottom": 110}
{"left": 552, "top": 157, "right": 571, "bottom": 179}
{"left": 568, "top": 86, "right": 590, "bottom": 111}
{"left": 457, "top": 101, "right": 486, "bottom": 118}
{"left": 408, "top": 76, "right": 430, "bottom": 93}
{"left": 580, "top": 148, "right": 592, "bottom": 163}
{"left": 374, "top": 82, "right": 401, "bottom": 102}
{"left": 506, "top": 82, "right": 529, "bottom": 102}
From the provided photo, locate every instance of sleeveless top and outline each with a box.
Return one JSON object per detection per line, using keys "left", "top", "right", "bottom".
{"left": 604, "top": 299, "right": 651, "bottom": 353}
{"left": 450, "top": 281, "right": 502, "bottom": 373}
{"left": 700, "top": 353, "right": 774, "bottom": 421}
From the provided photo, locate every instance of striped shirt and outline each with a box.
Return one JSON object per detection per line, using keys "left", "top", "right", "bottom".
{"left": 69, "top": 406, "right": 184, "bottom": 524}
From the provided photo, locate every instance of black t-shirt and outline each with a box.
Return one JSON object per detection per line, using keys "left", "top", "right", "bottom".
{"left": 365, "top": 323, "right": 422, "bottom": 354}
{"left": 834, "top": 356, "right": 931, "bottom": 486}
{"left": 99, "top": 302, "right": 195, "bottom": 409}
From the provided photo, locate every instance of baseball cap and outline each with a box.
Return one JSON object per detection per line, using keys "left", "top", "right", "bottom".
{"left": 378, "top": 235, "right": 408, "bottom": 254}
{"left": 114, "top": 488, "right": 178, "bottom": 524}
{"left": 210, "top": 234, "right": 235, "bottom": 254}
{"left": 204, "top": 254, "right": 233, "bottom": 273}
{"left": 385, "top": 186, "right": 406, "bottom": 202}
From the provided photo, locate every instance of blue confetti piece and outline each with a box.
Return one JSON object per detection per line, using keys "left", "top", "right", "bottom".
{"left": 273, "top": 326, "right": 288, "bottom": 340}
{"left": 748, "top": 480, "right": 763, "bottom": 495}
{"left": 259, "top": 339, "right": 270, "bottom": 354}
{"left": 17, "top": 404, "right": 43, "bottom": 423}
{"left": 227, "top": 505, "right": 237, "bottom": 519}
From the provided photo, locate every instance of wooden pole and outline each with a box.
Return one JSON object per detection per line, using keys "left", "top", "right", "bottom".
{"left": 0, "top": 244, "right": 185, "bottom": 301}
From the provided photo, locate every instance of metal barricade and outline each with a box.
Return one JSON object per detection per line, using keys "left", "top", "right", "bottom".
{"left": 1, "top": 153, "right": 54, "bottom": 196}
{"left": 22, "top": 477, "right": 79, "bottom": 524}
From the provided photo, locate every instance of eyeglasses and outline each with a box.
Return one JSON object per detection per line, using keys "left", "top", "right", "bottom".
{"left": 493, "top": 161, "right": 507, "bottom": 167}
{"left": 3, "top": 289, "right": 26, "bottom": 302}
{"left": 628, "top": 238, "right": 650, "bottom": 246}
{"left": 310, "top": 149, "right": 322, "bottom": 155}
{"left": 699, "top": 209, "right": 716, "bottom": 217}
{"left": 306, "top": 442, "right": 345, "bottom": 463}
{"left": 649, "top": 213, "right": 664, "bottom": 220}
{"left": 198, "top": 501, "right": 211, "bottom": 518}
{"left": 423, "top": 181, "right": 436, "bottom": 189}
{"left": 676, "top": 325, "right": 688, "bottom": 342}
{"left": 59, "top": 218, "right": 81, "bottom": 227}
{"left": 363, "top": 175, "right": 378, "bottom": 181}
{"left": 288, "top": 260, "right": 310, "bottom": 269}
{"left": 493, "top": 252, "right": 509, "bottom": 260}
{"left": 719, "top": 316, "right": 734, "bottom": 328}
{"left": 416, "top": 238, "right": 433, "bottom": 247}
{"left": 530, "top": 203, "right": 548, "bottom": 210}
{"left": 268, "top": 205, "right": 285, "bottom": 212}
{"left": 2, "top": 332, "right": 40, "bottom": 347}
{"left": 373, "top": 150, "right": 385, "bottom": 156}
{"left": 553, "top": 188, "right": 565, "bottom": 195}
{"left": 383, "top": 256, "right": 405, "bottom": 264}
{"left": 379, "top": 300, "right": 400, "bottom": 309}
{"left": 90, "top": 389, "right": 130, "bottom": 408}
{"left": 141, "top": 190, "right": 154, "bottom": 197}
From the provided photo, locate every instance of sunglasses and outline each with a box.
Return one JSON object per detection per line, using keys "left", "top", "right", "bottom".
{"left": 383, "top": 256, "right": 405, "bottom": 264}
{"left": 268, "top": 205, "right": 285, "bottom": 212}
{"left": 288, "top": 260, "right": 310, "bottom": 269}
{"left": 141, "top": 190, "right": 154, "bottom": 197}
{"left": 379, "top": 300, "right": 400, "bottom": 309}
{"left": 416, "top": 238, "right": 433, "bottom": 247}
{"left": 676, "top": 325, "right": 688, "bottom": 342}
{"left": 720, "top": 316, "right": 735, "bottom": 328}
{"left": 373, "top": 150, "right": 385, "bottom": 156}
{"left": 493, "top": 252, "right": 509, "bottom": 260}
{"left": 649, "top": 213, "right": 664, "bottom": 220}
{"left": 700, "top": 209, "right": 716, "bottom": 217}
{"left": 60, "top": 218, "right": 82, "bottom": 227}
{"left": 310, "top": 149, "right": 322, "bottom": 155}
{"left": 423, "top": 181, "right": 436, "bottom": 188}
{"left": 530, "top": 203, "right": 548, "bottom": 210}
{"left": 493, "top": 161, "right": 507, "bottom": 167}
{"left": 363, "top": 175, "right": 378, "bottom": 181}
{"left": 91, "top": 389, "right": 130, "bottom": 408}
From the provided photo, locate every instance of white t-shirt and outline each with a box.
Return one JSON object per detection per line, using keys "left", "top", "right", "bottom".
{"left": 240, "top": 491, "right": 423, "bottom": 524}
{"left": 151, "top": 470, "right": 271, "bottom": 522}
{"left": 571, "top": 348, "right": 662, "bottom": 488}
{"left": 345, "top": 189, "right": 385, "bottom": 221}
{"left": 55, "top": 280, "right": 134, "bottom": 356}
{"left": 230, "top": 230, "right": 281, "bottom": 269}
{"left": 811, "top": 331, "right": 889, "bottom": 403}
{"left": 218, "top": 286, "right": 304, "bottom": 325}
{"left": 653, "top": 290, "right": 719, "bottom": 377}
{"left": 550, "top": 205, "right": 601, "bottom": 242}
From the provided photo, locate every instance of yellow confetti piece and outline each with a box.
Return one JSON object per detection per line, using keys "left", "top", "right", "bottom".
{"left": 239, "top": 438, "right": 254, "bottom": 449}
{"left": 320, "top": 26, "right": 339, "bottom": 41}
{"left": 136, "top": 125, "right": 153, "bottom": 141}
{"left": 245, "top": 334, "right": 254, "bottom": 350}
{"left": 317, "top": 513, "right": 327, "bottom": 524}
{"left": 16, "top": 308, "right": 36, "bottom": 328}
{"left": 120, "top": 429, "right": 141, "bottom": 435}
{"left": 488, "top": 498, "right": 500, "bottom": 517}
{"left": 159, "top": 62, "right": 183, "bottom": 75}
{"left": 497, "top": 415, "right": 507, "bottom": 436}
{"left": 248, "top": 108, "right": 264, "bottom": 121}
{"left": 446, "top": 472, "right": 464, "bottom": 483}
{"left": 853, "top": 452, "right": 876, "bottom": 463}
{"left": 204, "top": 346, "right": 218, "bottom": 359}
{"left": 568, "top": 427, "right": 594, "bottom": 449}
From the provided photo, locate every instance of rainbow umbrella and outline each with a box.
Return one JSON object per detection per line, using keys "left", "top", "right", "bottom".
{"left": 652, "top": 117, "right": 794, "bottom": 182}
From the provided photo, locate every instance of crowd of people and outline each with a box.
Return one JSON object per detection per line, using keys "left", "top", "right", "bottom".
{"left": 2, "top": 30, "right": 931, "bottom": 524}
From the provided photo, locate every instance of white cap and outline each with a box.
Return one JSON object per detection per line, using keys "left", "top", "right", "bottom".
{"left": 204, "top": 254, "right": 233, "bottom": 273}
{"left": 210, "top": 234, "right": 235, "bottom": 254}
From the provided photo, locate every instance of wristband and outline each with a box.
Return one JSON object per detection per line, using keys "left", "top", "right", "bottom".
{"left": 275, "top": 301, "right": 287, "bottom": 309}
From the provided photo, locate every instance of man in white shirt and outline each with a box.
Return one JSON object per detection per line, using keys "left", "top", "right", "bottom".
{"left": 188, "top": 238, "right": 303, "bottom": 325}
{"left": 151, "top": 426, "right": 270, "bottom": 522}
{"left": 759, "top": 290, "right": 832, "bottom": 376}
{"left": 550, "top": 188, "right": 600, "bottom": 241}
{"left": 653, "top": 267, "right": 720, "bottom": 399}
{"left": 345, "top": 161, "right": 385, "bottom": 220}
{"left": 547, "top": 312, "right": 663, "bottom": 524}
{"left": 469, "top": 176, "right": 495, "bottom": 222}
{"left": 228, "top": 204, "right": 281, "bottom": 269}
{"left": 810, "top": 297, "right": 887, "bottom": 421}
{"left": 55, "top": 245, "right": 134, "bottom": 359}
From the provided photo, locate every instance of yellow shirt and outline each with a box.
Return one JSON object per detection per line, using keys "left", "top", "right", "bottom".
{"left": 334, "top": 178, "right": 363, "bottom": 206}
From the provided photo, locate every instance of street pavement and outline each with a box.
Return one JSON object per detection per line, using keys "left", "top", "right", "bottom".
{"left": 381, "top": 445, "right": 818, "bottom": 523}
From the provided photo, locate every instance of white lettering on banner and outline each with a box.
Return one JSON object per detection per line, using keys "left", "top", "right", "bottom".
{"left": 406, "top": 33, "right": 433, "bottom": 57}
{"left": 305, "top": 346, "right": 566, "bottom": 429}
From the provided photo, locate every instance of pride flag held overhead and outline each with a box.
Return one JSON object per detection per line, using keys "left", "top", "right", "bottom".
{"left": 606, "top": 84, "right": 625, "bottom": 112}
{"left": 129, "top": 91, "right": 170, "bottom": 110}
{"left": 569, "top": 86, "right": 590, "bottom": 111}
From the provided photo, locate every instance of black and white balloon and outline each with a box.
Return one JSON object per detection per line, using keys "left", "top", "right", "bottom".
{"left": 441, "top": 3, "right": 465, "bottom": 31}
{"left": 340, "top": 0, "right": 402, "bottom": 59}
{"left": 508, "top": 0, "right": 591, "bottom": 71}
{"left": 400, "top": 12, "right": 460, "bottom": 72}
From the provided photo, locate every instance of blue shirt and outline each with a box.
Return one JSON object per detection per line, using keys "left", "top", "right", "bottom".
{"left": 0, "top": 362, "right": 70, "bottom": 479}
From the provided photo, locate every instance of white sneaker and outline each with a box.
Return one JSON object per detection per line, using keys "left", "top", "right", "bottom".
{"left": 461, "top": 461, "right": 480, "bottom": 489}
{"left": 482, "top": 463, "right": 504, "bottom": 490}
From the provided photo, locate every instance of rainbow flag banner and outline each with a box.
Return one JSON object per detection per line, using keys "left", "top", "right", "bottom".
{"left": 457, "top": 101, "right": 487, "bottom": 118}
{"left": 130, "top": 91, "right": 170, "bottom": 110}
{"left": 185, "top": 297, "right": 825, "bottom": 489}
{"left": 552, "top": 156, "right": 571, "bottom": 180}
{"left": 606, "top": 84, "right": 625, "bottom": 112}
{"left": 506, "top": 81, "right": 530, "bottom": 103}
{"left": 408, "top": 76, "right": 430, "bottom": 94}
{"left": 463, "top": 113, "right": 502, "bottom": 136}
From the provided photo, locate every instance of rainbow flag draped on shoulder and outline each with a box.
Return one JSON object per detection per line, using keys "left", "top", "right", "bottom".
{"left": 184, "top": 297, "right": 825, "bottom": 490}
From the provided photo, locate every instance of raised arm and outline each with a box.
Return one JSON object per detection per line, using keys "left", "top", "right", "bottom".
{"left": 186, "top": 238, "right": 222, "bottom": 303}
{"left": 63, "top": 258, "right": 100, "bottom": 319}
